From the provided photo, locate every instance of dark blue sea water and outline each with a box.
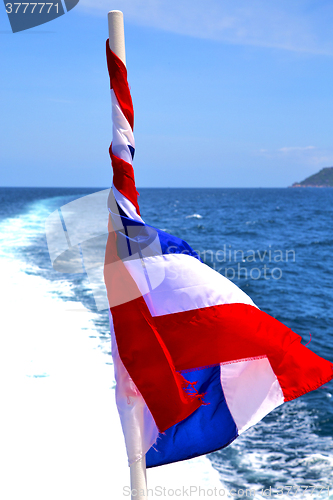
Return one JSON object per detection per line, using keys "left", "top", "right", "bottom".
{"left": 1, "top": 187, "right": 332, "bottom": 498}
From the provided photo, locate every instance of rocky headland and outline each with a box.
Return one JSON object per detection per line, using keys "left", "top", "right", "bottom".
{"left": 291, "top": 166, "right": 333, "bottom": 187}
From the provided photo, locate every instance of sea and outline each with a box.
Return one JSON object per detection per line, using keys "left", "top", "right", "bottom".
{"left": 0, "top": 186, "right": 332, "bottom": 500}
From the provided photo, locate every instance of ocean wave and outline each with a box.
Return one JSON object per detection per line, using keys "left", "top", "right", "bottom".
{"left": 186, "top": 213, "right": 203, "bottom": 219}
{"left": 209, "top": 398, "right": 333, "bottom": 492}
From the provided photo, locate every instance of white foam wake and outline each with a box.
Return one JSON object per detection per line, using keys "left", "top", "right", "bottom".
{"left": 0, "top": 202, "right": 222, "bottom": 500}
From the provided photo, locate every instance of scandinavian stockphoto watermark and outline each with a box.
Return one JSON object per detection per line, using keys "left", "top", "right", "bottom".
{"left": 166, "top": 245, "right": 296, "bottom": 282}
{"left": 45, "top": 189, "right": 296, "bottom": 311}
{"left": 194, "top": 246, "right": 296, "bottom": 281}
{"left": 123, "top": 484, "right": 330, "bottom": 498}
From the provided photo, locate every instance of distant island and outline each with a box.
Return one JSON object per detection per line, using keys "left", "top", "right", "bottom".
{"left": 291, "top": 166, "right": 333, "bottom": 187}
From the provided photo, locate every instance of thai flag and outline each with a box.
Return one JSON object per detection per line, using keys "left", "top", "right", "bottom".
{"left": 104, "top": 40, "right": 333, "bottom": 468}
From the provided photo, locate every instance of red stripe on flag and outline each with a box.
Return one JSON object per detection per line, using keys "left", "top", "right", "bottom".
{"left": 110, "top": 297, "right": 333, "bottom": 430}
{"left": 109, "top": 146, "right": 140, "bottom": 215}
{"left": 105, "top": 221, "right": 201, "bottom": 432}
{"left": 106, "top": 40, "right": 134, "bottom": 130}
{"left": 153, "top": 303, "right": 333, "bottom": 402}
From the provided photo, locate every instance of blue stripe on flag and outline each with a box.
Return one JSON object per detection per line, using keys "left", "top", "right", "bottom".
{"left": 146, "top": 366, "right": 238, "bottom": 468}
{"left": 155, "top": 226, "right": 200, "bottom": 259}
{"left": 113, "top": 208, "right": 200, "bottom": 261}
{"left": 128, "top": 145, "right": 135, "bottom": 159}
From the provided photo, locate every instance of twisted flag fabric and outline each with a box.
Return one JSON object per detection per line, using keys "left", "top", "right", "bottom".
{"left": 104, "top": 40, "right": 333, "bottom": 468}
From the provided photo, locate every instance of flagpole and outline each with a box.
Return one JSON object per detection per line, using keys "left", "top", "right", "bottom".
{"left": 130, "top": 455, "right": 148, "bottom": 500}
{"left": 107, "top": 10, "right": 148, "bottom": 500}
{"left": 108, "top": 10, "right": 126, "bottom": 67}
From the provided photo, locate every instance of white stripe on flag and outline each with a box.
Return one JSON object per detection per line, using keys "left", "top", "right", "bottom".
{"left": 112, "top": 185, "right": 144, "bottom": 222}
{"left": 220, "top": 357, "right": 284, "bottom": 434}
{"left": 111, "top": 89, "right": 135, "bottom": 165}
{"left": 109, "top": 311, "right": 159, "bottom": 465}
{"left": 124, "top": 253, "right": 256, "bottom": 317}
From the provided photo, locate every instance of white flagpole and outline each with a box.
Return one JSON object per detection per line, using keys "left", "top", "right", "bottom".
{"left": 130, "top": 455, "right": 148, "bottom": 500}
{"left": 108, "top": 10, "right": 126, "bottom": 67}
{"left": 107, "top": 10, "right": 148, "bottom": 500}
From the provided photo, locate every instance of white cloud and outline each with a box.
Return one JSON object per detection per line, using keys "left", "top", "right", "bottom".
{"left": 279, "top": 146, "right": 316, "bottom": 153}
{"left": 78, "top": 0, "right": 333, "bottom": 55}
{"left": 257, "top": 145, "right": 333, "bottom": 166}
{"left": 308, "top": 153, "right": 333, "bottom": 166}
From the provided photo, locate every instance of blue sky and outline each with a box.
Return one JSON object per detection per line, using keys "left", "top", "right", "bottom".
{"left": 1, "top": 0, "right": 333, "bottom": 187}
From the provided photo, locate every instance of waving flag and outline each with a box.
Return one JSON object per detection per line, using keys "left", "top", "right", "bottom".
{"left": 104, "top": 40, "right": 333, "bottom": 468}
